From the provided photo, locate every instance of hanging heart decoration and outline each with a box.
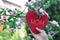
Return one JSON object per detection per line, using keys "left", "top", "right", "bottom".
{"left": 26, "top": 10, "right": 48, "bottom": 34}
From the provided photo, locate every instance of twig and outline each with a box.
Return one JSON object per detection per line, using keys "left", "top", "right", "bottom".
{"left": 0, "top": 14, "right": 25, "bottom": 18}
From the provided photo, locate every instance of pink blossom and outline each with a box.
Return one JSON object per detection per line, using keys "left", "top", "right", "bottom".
{"left": 2, "top": 15, "right": 6, "bottom": 22}
{"left": 39, "top": 8, "right": 48, "bottom": 16}
{"left": 0, "top": 8, "right": 4, "bottom": 10}
{"left": 16, "top": 21, "right": 24, "bottom": 26}
{"left": 11, "top": 11, "right": 16, "bottom": 15}
{"left": 15, "top": 8, "right": 17, "bottom": 10}
{"left": 50, "top": 20, "right": 59, "bottom": 26}
{"left": 25, "top": 2, "right": 28, "bottom": 6}
{"left": 36, "top": 7, "right": 40, "bottom": 11}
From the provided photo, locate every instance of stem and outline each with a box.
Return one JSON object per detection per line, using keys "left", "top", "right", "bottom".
{"left": 0, "top": 15, "right": 25, "bottom": 18}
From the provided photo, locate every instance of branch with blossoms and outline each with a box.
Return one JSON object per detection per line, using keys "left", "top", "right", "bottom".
{"left": 0, "top": 8, "right": 26, "bottom": 17}
{"left": 0, "top": 7, "right": 26, "bottom": 32}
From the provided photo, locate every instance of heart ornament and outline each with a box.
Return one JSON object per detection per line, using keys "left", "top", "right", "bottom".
{"left": 26, "top": 10, "right": 48, "bottom": 34}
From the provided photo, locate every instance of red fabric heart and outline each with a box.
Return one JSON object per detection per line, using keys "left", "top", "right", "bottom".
{"left": 26, "top": 10, "right": 48, "bottom": 34}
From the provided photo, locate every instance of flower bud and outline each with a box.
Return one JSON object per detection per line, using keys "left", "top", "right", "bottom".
{"left": 1, "top": 15, "right": 6, "bottom": 22}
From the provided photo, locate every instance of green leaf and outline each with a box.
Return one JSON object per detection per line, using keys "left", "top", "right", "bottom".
{"left": 50, "top": 0, "right": 56, "bottom": 4}
{"left": 3, "top": 10, "right": 6, "bottom": 15}
{"left": 8, "top": 21, "right": 15, "bottom": 28}
{"left": 3, "top": 23, "right": 7, "bottom": 30}
{"left": 7, "top": 9, "right": 12, "bottom": 13}
{"left": 49, "top": 37, "right": 53, "bottom": 40}
{"left": 0, "top": 10, "right": 4, "bottom": 14}
{"left": 13, "top": 18, "right": 17, "bottom": 22}
{"left": 24, "top": 38, "right": 32, "bottom": 40}
{"left": 0, "top": 16, "right": 1, "bottom": 19}
{"left": 8, "top": 16, "right": 13, "bottom": 22}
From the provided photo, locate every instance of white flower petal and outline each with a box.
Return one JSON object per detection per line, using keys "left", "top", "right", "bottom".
{"left": 50, "top": 20, "right": 59, "bottom": 26}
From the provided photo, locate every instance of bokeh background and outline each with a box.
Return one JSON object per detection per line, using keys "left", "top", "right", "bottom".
{"left": 0, "top": 0, "right": 60, "bottom": 40}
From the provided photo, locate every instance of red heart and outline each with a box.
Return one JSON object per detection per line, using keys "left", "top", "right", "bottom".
{"left": 26, "top": 10, "right": 48, "bottom": 34}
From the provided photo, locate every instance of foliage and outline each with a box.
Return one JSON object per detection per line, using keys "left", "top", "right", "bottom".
{"left": 0, "top": 29, "right": 12, "bottom": 40}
